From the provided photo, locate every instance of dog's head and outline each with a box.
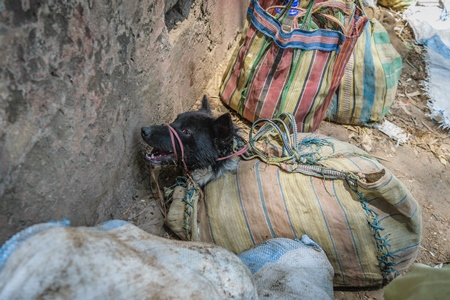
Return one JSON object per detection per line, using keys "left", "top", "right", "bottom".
{"left": 141, "top": 96, "right": 238, "bottom": 185}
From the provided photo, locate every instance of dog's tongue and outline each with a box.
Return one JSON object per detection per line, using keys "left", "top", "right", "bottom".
{"left": 145, "top": 148, "right": 175, "bottom": 165}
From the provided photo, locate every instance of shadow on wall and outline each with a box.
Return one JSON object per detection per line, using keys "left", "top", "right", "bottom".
{"left": 165, "top": 0, "right": 193, "bottom": 31}
{"left": 0, "top": 0, "right": 247, "bottom": 245}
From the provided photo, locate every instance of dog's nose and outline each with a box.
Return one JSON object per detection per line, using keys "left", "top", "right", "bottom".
{"left": 141, "top": 127, "right": 151, "bottom": 138}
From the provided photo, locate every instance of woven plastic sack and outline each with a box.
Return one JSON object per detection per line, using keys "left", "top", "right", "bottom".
{"left": 220, "top": 0, "right": 368, "bottom": 132}
{"left": 238, "top": 236, "right": 334, "bottom": 299}
{"left": 163, "top": 177, "right": 203, "bottom": 241}
{"left": 326, "top": 17, "right": 402, "bottom": 126}
{"left": 0, "top": 221, "right": 257, "bottom": 299}
{"left": 186, "top": 114, "right": 421, "bottom": 289}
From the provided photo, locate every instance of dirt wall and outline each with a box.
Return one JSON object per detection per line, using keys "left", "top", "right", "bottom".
{"left": 0, "top": 0, "right": 247, "bottom": 243}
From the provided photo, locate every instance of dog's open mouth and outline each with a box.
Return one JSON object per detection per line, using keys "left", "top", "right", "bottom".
{"left": 145, "top": 148, "right": 175, "bottom": 165}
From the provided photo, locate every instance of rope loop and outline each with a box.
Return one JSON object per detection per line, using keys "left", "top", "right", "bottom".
{"left": 243, "top": 112, "right": 338, "bottom": 170}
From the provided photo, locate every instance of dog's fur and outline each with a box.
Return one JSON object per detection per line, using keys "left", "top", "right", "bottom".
{"left": 141, "top": 96, "right": 240, "bottom": 185}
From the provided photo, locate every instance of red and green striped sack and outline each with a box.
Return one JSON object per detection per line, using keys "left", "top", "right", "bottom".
{"left": 219, "top": 0, "right": 368, "bottom": 132}
{"left": 326, "top": 17, "right": 403, "bottom": 126}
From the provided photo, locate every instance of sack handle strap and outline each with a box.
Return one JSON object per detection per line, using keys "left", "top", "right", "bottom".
{"left": 266, "top": 1, "right": 351, "bottom": 33}
{"left": 244, "top": 112, "right": 301, "bottom": 164}
{"left": 243, "top": 113, "right": 364, "bottom": 185}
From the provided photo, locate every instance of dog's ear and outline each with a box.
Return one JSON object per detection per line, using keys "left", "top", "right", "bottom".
{"left": 200, "top": 95, "right": 212, "bottom": 115}
{"left": 214, "top": 113, "right": 234, "bottom": 145}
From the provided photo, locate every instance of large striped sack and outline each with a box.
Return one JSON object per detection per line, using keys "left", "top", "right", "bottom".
{"left": 192, "top": 115, "right": 420, "bottom": 289}
{"left": 326, "top": 17, "right": 402, "bottom": 126}
{"left": 219, "top": 0, "right": 368, "bottom": 132}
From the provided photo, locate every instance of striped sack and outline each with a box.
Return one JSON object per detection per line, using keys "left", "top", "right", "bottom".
{"left": 220, "top": 0, "right": 368, "bottom": 132}
{"left": 200, "top": 115, "right": 421, "bottom": 288}
{"left": 326, "top": 17, "right": 402, "bottom": 126}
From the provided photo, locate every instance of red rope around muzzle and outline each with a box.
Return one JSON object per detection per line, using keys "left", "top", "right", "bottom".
{"left": 164, "top": 124, "right": 248, "bottom": 174}
{"left": 165, "top": 124, "right": 189, "bottom": 174}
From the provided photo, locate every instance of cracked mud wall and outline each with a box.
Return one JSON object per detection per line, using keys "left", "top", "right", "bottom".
{"left": 0, "top": 0, "right": 247, "bottom": 243}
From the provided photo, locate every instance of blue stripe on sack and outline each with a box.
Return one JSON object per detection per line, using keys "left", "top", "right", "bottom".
{"left": 378, "top": 204, "right": 418, "bottom": 222}
{"left": 424, "top": 34, "right": 450, "bottom": 60}
{"left": 366, "top": 173, "right": 394, "bottom": 191}
{"left": 96, "top": 220, "right": 130, "bottom": 230}
{"left": 0, "top": 220, "right": 70, "bottom": 271}
{"left": 276, "top": 168, "right": 298, "bottom": 239}
{"left": 409, "top": 206, "right": 418, "bottom": 219}
{"left": 393, "top": 194, "right": 407, "bottom": 206}
{"left": 236, "top": 163, "right": 257, "bottom": 246}
{"left": 333, "top": 180, "right": 367, "bottom": 286}
{"left": 311, "top": 176, "right": 346, "bottom": 283}
{"left": 345, "top": 157, "right": 364, "bottom": 171}
{"left": 255, "top": 161, "right": 276, "bottom": 238}
{"left": 238, "top": 238, "right": 307, "bottom": 274}
{"left": 373, "top": 31, "right": 391, "bottom": 44}
{"left": 393, "top": 248, "right": 420, "bottom": 266}
{"left": 249, "top": 0, "right": 345, "bottom": 51}
{"left": 383, "top": 56, "right": 402, "bottom": 90}
{"left": 360, "top": 24, "right": 376, "bottom": 124}
{"left": 391, "top": 243, "right": 420, "bottom": 255}
{"left": 328, "top": 92, "right": 339, "bottom": 119}
{"left": 356, "top": 155, "right": 382, "bottom": 170}
{"left": 390, "top": 244, "right": 420, "bottom": 268}
{"left": 379, "top": 213, "right": 403, "bottom": 222}
{"left": 336, "top": 155, "right": 380, "bottom": 172}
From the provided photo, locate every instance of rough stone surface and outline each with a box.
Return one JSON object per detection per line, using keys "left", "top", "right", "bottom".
{"left": 0, "top": 0, "right": 246, "bottom": 243}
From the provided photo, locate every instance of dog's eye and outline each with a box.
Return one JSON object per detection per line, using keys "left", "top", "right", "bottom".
{"left": 181, "top": 129, "right": 191, "bottom": 136}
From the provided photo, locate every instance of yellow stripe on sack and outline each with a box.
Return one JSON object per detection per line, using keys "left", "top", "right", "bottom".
{"left": 276, "top": 172, "right": 343, "bottom": 276}
{"left": 205, "top": 167, "right": 254, "bottom": 253}
{"left": 331, "top": 180, "right": 382, "bottom": 286}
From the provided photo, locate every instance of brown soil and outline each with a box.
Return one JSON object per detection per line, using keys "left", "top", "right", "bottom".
{"left": 128, "top": 6, "right": 450, "bottom": 299}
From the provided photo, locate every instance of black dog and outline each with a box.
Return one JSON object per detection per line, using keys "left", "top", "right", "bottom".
{"left": 141, "top": 96, "right": 243, "bottom": 185}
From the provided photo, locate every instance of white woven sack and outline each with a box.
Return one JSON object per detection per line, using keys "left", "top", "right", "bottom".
{"left": 0, "top": 220, "right": 257, "bottom": 299}
{"left": 239, "top": 235, "right": 334, "bottom": 299}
